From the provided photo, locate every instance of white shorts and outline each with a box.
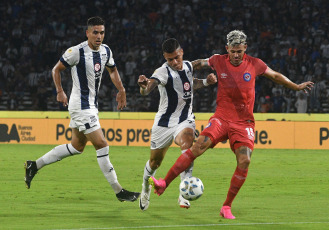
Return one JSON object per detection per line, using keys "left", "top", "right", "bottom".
{"left": 69, "top": 108, "right": 101, "bottom": 134}
{"left": 150, "top": 119, "right": 196, "bottom": 150}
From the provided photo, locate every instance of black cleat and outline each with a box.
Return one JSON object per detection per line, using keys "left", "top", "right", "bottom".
{"left": 116, "top": 189, "right": 140, "bottom": 202}
{"left": 24, "top": 161, "right": 38, "bottom": 189}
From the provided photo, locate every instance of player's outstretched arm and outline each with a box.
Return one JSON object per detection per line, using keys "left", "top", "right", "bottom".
{"left": 263, "top": 67, "right": 314, "bottom": 93}
{"left": 52, "top": 61, "right": 68, "bottom": 107}
{"left": 191, "top": 59, "right": 211, "bottom": 71}
{"left": 138, "top": 75, "right": 159, "bottom": 96}
{"left": 106, "top": 66, "right": 126, "bottom": 110}
{"left": 193, "top": 73, "right": 217, "bottom": 90}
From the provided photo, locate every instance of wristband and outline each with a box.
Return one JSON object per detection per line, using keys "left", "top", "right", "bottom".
{"left": 202, "top": 79, "right": 209, "bottom": 86}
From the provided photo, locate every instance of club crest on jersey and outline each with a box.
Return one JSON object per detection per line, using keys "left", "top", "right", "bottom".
{"left": 205, "top": 122, "right": 212, "bottom": 128}
{"left": 94, "top": 63, "right": 101, "bottom": 72}
{"left": 243, "top": 72, "right": 251, "bottom": 82}
{"left": 183, "top": 82, "right": 190, "bottom": 91}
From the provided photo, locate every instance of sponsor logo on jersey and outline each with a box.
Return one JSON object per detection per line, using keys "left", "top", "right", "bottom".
{"left": 184, "top": 82, "right": 190, "bottom": 90}
{"left": 94, "top": 63, "right": 101, "bottom": 72}
{"left": 221, "top": 73, "right": 228, "bottom": 78}
{"left": 183, "top": 91, "right": 192, "bottom": 99}
{"left": 243, "top": 72, "right": 251, "bottom": 82}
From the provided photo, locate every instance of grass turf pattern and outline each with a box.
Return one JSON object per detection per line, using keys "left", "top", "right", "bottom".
{"left": 1, "top": 144, "right": 328, "bottom": 230}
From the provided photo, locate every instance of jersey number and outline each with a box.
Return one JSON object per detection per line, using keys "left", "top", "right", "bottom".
{"left": 245, "top": 127, "right": 254, "bottom": 137}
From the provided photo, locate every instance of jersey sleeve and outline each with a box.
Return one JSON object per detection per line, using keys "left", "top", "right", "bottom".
{"left": 208, "top": 54, "right": 220, "bottom": 70}
{"left": 254, "top": 58, "right": 268, "bottom": 75}
{"left": 185, "top": 61, "right": 193, "bottom": 75}
{"left": 60, "top": 46, "right": 79, "bottom": 67}
{"left": 150, "top": 66, "right": 168, "bottom": 85}
{"left": 105, "top": 46, "right": 116, "bottom": 68}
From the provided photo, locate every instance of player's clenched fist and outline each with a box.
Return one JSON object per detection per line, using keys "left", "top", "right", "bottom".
{"left": 138, "top": 75, "right": 148, "bottom": 88}
{"left": 206, "top": 73, "right": 217, "bottom": 85}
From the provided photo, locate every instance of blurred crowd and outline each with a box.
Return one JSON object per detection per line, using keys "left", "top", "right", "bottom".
{"left": 0, "top": 0, "right": 328, "bottom": 113}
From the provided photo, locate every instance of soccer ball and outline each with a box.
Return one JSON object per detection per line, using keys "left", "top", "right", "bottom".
{"left": 179, "top": 176, "right": 204, "bottom": 201}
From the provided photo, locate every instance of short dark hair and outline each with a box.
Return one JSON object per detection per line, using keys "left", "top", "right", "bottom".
{"left": 162, "top": 38, "right": 181, "bottom": 53}
{"left": 87, "top": 16, "right": 105, "bottom": 28}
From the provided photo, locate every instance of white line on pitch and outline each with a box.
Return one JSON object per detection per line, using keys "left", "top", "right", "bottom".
{"left": 49, "top": 221, "right": 329, "bottom": 230}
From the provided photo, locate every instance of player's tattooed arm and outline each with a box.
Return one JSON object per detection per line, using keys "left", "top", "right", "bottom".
{"left": 204, "top": 136, "right": 209, "bottom": 143}
{"left": 191, "top": 59, "right": 210, "bottom": 71}
{"left": 193, "top": 73, "right": 217, "bottom": 90}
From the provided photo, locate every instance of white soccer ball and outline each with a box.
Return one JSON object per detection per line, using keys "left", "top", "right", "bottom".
{"left": 179, "top": 176, "right": 204, "bottom": 201}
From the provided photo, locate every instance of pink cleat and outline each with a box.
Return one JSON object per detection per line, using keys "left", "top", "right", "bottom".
{"left": 220, "top": 206, "right": 236, "bottom": 219}
{"left": 148, "top": 177, "right": 167, "bottom": 196}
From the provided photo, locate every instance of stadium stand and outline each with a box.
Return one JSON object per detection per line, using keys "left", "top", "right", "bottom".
{"left": 0, "top": 0, "right": 328, "bottom": 113}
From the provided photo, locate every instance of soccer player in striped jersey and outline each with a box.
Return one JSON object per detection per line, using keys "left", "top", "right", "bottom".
{"left": 137, "top": 38, "right": 217, "bottom": 211}
{"left": 149, "top": 31, "right": 314, "bottom": 218}
{"left": 24, "top": 16, "right": 140, "bottom": 202}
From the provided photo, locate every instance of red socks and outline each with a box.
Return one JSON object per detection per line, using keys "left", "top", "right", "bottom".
{"left": 164, "top": 149, "right": 196, "bottom": 186}
{"left": 163, "top": 149, "right": 248, "bottom": 208}
{"left": 223, "top": 166, "right": 248, "bottom": 207}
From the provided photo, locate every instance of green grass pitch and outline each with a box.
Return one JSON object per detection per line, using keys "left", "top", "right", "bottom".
{"left": 1, "top": 144, "right": 329, "bottom": 230}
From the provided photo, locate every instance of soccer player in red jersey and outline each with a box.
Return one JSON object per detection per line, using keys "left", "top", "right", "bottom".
{"left": 149, "top": 30, "right": 314, "bottom": 219}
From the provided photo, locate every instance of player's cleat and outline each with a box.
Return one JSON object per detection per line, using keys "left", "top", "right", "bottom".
{"left": 220, "top": 206, "right": 236, "bottom": 219}
{"left": 116, "top": 189, "right": 140, "bottom": 202}
{"left": 24, "top": 160, "right": 38, "bottom": 189}
{"left": 178, "top": 194, "right": 190, "bottom": 209}
{"left": 148, "top": 177, "right": 166, "bottom": 196}
{"left": 139, "top": 185, "right": 151, "bottom": 211}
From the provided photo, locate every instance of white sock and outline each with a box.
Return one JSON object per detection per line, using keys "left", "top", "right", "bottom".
{"left": 36, "top": 144, "right": 80, "bottom": 170}
{"left": 143, "top": 160, "right": 156, "bottom": 191}
{"left": 96, "top": 146, "right": 122, "bottom": 194}
{"left": 180, "top": 149, "right": 194, "bottom": 181}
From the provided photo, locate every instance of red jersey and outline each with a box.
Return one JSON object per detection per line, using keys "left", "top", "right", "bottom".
{"left": 208, "top": 54, "right": 267, "bottom": 123}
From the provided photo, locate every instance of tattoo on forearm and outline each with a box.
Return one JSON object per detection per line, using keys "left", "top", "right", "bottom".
{"left": 192, "top": 59, "right": 209, "bottom": 70}
{"left": 192, "top": 60, "right": 202, "bottom": 70}
{"left": 203, "top": 136, "right": 209, "bottom": 143}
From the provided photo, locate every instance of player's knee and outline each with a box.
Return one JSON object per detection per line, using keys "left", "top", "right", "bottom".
{"left": 236, "top": 146, "right": 252, "bottom": 167}
{"left": 93, "top": 140, "right": 108, "bottom": 150}
{"left": 180, "top": 141, "right": 193, "bottom": 150}
{"left": 237, "top": 156, "right": 251, "bottom": 168}
{"left": 239, "top": 157, "right": 250, "bottom": 165}
{"left": 71, "top": 144, "right": 84, "bottom": 154}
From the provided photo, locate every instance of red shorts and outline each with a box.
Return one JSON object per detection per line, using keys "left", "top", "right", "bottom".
{"left": 200, "top": 116, "right": 255, "bottom": 152}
